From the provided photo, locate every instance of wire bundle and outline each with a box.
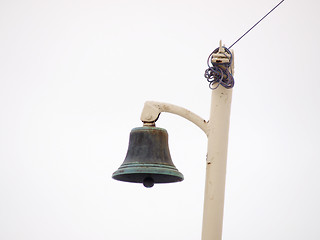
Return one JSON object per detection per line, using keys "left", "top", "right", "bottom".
{"left": 203, "top": 1, "right": 285, "bottom": 90}
{"left": 204, "top": 46, "right": 234, "bottom": 90}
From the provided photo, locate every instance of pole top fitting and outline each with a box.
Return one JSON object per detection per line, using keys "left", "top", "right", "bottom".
{"left": 204, "top": 40, "right": 235, "bottom": 89}
{"left": 211, "top": 40, "right": 232, "bottom": 65}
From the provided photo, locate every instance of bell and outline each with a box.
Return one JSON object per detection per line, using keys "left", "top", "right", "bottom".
{"left": 112, "top": 126, "right": 184, "bottom": 188}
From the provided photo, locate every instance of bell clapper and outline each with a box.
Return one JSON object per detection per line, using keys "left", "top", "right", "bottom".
{"left": 143, "top": 177, "right": 154, "bottom": 188}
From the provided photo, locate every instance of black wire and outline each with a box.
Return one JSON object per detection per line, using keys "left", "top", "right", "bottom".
{"left": 228, "top": 0, "right": 285, "bottom": 49}
{"left": 204, "top": 47, "right": 234, "bottom": 90}
{"left": 204, "top": 1, "right": 284, "bottom": 90}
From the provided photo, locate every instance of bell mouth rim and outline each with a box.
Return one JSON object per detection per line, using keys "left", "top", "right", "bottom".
{"left": 112, "top": 163, "right": 184, "bottom": 183}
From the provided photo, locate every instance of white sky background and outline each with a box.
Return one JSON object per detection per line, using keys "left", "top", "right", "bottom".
{"left": 1, "top": 0, "right": 320, "bottom": 239}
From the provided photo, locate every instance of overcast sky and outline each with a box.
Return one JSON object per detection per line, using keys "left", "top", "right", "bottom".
{"left": 1, "top": 0, "right": 320, "bottom": 239}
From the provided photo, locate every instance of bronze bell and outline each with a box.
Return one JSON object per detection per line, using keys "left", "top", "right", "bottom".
{"left": 112, "top": 126, "right": 184, "bottom": 188}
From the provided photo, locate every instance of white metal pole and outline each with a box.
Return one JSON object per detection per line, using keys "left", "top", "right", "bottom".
{"left": 201, "top": 85, "right": 233, "bottom": 240}
{"left": 140, "top": 42, "right": 234, "bottom": 240}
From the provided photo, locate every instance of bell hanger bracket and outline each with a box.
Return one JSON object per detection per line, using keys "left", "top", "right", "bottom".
{"left": 140, "top": 101, "right": 209, "bottom": 137}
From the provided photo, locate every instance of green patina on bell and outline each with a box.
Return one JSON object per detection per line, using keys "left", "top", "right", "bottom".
{"left": 112, "top": 126, "right": 184, "bottom": 188}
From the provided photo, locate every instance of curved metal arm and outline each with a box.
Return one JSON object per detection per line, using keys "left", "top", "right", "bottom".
{"left": 140, "top": 101, "right": 209, "bottom": 136}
